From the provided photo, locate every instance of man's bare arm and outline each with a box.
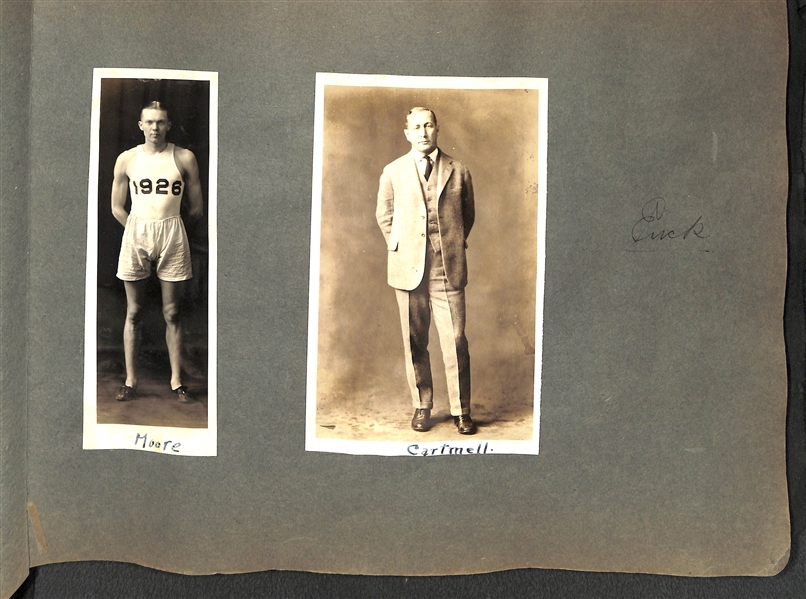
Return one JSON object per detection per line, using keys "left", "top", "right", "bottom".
{"left": 176, "top": 148, "right": 204, "bottom": 221}
{"left": 111, "top": 151, "right": 132, "bottom": 227}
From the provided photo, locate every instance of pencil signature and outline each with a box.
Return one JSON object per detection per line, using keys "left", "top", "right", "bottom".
{"left": 631, "top": 197, "right": 708, "bottom": 243}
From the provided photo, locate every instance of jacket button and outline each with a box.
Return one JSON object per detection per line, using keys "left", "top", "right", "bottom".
{"left": 421, "top": 233, "right": 425, "bottom": 237}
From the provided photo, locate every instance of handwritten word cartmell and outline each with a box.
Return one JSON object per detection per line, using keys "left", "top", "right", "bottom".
{"left": 407, "top": 442, "right": 491, "bottom": 456}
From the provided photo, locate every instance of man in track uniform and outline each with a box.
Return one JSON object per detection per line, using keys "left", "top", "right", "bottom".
{"left": 376, "top": 107, "right": 477, "bottom": 435}
{"left": 111, "top": 101, "right": 203, "bottom": 403}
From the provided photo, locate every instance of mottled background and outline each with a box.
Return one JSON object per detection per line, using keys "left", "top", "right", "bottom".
{"left": 314, "top": 86, "right": 540, "bottom": 441}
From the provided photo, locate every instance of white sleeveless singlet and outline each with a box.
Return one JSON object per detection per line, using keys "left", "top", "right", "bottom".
{"left": 128, "top": 143, "right": 185, "bottom": 208}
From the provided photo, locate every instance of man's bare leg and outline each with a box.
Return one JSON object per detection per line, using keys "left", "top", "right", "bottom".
{"left": 122, "top": 279, "right": 147, "bottom": 389}
{"left": 160, "top": 279, "right": 185, "bottom": 391}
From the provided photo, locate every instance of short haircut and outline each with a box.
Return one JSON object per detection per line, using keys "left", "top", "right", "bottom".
{"left": 140, "top": 101, "right": 170, "bottom": 121}
{"left": 405, "top": 107, "right": 438, "bottom": 128}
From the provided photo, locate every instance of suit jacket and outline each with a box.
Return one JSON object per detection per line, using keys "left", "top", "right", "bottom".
{"left": 376, "top": 150, "right": 475, "bottom": 291}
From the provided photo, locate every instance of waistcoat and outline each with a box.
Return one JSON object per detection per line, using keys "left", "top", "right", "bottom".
{"left": 418, "top": 160, "right": 442, "bottom": 253}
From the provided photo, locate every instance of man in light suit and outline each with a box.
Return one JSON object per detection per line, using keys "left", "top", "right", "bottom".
{"left": 376, "top": 107, "right": 476, "bottom": 435}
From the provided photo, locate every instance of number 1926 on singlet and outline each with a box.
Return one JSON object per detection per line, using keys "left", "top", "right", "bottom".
{"left": 131, "top": 179, "right": 183, "bottom": 195}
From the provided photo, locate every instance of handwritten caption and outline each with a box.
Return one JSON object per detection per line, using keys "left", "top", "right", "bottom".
{"left": 134, "top": 432, "right": 182, "bottom": 453}
{"left": 631, "top": 197, "right": 708, "bottom": 243}
{"left": 407, "top": 442, "right": 491, "bottom": 456}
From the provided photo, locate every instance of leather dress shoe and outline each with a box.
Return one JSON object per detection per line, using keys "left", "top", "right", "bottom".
{"left": 454, "top": 414, "right": 477, "bottom": 435}
{"left": 173, "top": 385, "right": 193, "bottom": 403}
{"left": 411, "top": 408, "right": 431, "bottom": 432}
{"left": 115, "top": 385, "right": 136, "bottom": 402}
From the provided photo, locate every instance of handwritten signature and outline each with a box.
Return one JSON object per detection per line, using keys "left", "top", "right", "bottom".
{"left": 631, "top": 197, "right": 708, "bottom": 243}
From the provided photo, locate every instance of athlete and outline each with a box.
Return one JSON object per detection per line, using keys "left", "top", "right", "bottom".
{"left": 110, "top": 101, "right": 203, "bottom": 403}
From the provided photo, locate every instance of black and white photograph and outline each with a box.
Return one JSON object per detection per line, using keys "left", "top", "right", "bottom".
{"left": 306, "top": 74, "right": 547, "bottom": 456}
{"left": 83, "top": 68, "right": 218, "bottom": 455}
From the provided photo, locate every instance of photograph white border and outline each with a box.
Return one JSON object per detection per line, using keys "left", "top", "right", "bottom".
{"left": 83, "top": 67, "right": 218, "bottom": 456}
{"left": 306, "top": 73, "right": 548, "bottom": 457}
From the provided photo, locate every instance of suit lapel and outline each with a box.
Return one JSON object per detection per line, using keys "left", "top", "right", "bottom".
{"left": 404, "top": 153, "right": 422, "bottom": 199}
{"left": 437, "top": 152, "right": 453, "bottom": 201}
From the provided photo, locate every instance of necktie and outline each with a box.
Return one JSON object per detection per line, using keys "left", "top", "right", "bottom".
{"left": 424, "top": 156, "right": 433, "bottom": 181}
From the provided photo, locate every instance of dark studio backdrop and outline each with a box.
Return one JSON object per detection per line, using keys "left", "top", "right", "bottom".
{"left": 315, "top": 86, "right": 538, "bottom": 437}
{"left": 95, "top": 78, "right": 210, "bottom": 420}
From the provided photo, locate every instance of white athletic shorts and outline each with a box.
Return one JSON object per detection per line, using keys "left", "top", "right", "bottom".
{"left": 116, "top": 214, "right": 192, "bottom": 282}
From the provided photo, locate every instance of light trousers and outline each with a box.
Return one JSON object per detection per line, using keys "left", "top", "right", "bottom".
{"left": 395, "top": 243, "right": 471, "bottom": 416}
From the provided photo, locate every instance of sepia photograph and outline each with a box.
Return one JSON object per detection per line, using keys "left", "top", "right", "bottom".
{"left": 306, "top": 74, "right": 548, "bottom": 456}
{"left": 83, "top": 68, "right": 218, "bottom": 455}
